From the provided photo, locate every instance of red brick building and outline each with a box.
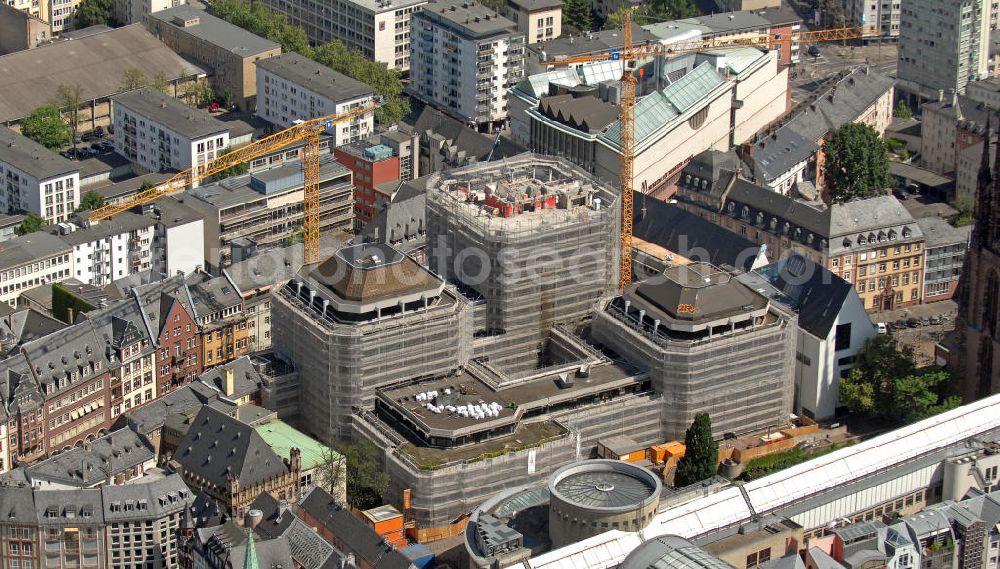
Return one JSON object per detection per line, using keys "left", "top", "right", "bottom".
{"left": 1, "top": 321, "right": 115, "bottom": 464}
{"left": 133, "top": 276, "right": 203, "bottom": 396}
{"left": 334, "top": 143, "right": 401, "bottom": 227}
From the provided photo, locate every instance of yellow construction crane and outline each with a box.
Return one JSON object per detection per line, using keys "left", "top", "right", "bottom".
{"left": 544, "top": 21, "right": 871, "bottom": 290}
{"left": 89, "top": 102, "right": 378, "bottom": 264}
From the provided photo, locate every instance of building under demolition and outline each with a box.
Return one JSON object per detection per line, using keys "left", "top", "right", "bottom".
{"left": 591, "top": 262, "right": 796, "bottom": 440}
{"left": 354, "top": 325, "right": 664, "bottom": 529}
{"left": 426, "top": 154, "right": 619, "bottom": 368}
{"left": 271, "top": 242, "right": 473, "bottom": 442}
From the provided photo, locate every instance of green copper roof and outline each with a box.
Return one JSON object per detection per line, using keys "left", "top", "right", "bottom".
{"left": 600, "top": 62, "right": 726, "bottom": 150}
{"left": 243, "top": 530, "right": 258, "bottom": 569}
{"left": 255, "top": 419, "right": 341, "bottom": 471}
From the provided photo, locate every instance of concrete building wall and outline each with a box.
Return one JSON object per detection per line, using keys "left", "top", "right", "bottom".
{"left": 0, "top": 4, "right": 51, "bottom": 54}
{"left": 115, "top": 0, "right": 183, "bottom": 25}
{"left": 256, "top": 67, "right": 374, "bottom": 147}
{"left": 257, "top": 0, "right": 425, "bottom": 71}
{"left": 147, "top": 16, "right": 280, "bottom": 110}
{"left": 159, "top": 219, "right": 204, "bottom": 277}
{"left": 920, "top": 103, "right": 959, "bottom": 175}
{"left": 731, "top": 55, "right": 789, "bottom": 145}
{"left": 408, "top": 10, "right": 525, "bottom": 128}
{"left": 505, "top": 4, "right": 561, "bottom": 44}
{"left": 272, "top": 285, "right": 473, "bottom": 443}
{"left": 113, "top": 102, "right": 229, "bottom": 174}
{"left": 590, "top": 305, "right": 795, "bottom": 441}
{"left": 898, "top": 0, "right": 989, "bottom": 103}
{"left": 0, "top": 248, "right": 72, "bottom": 307}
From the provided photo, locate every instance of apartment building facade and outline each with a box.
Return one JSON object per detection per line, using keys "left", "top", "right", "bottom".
{"left": 897, "top": 0, "right": 991, "bottom": 104}
{"left": 675, "top": 176, "right": 927, "bottom": 311}
{"left": 0, "top": 233, "right": 72, "bottom": 307}
{"left": 187, "top": 158, "right": 353, "bottom": 271}
{"left": 409, "top": 1, "right": 526, "bottom": 131}
{"left": 846, "top": 0, "right": 901, "bottom": 37}
{"left": 255, "top": 53, "right": 375, "bottom": 147}
{"left": 185, "top": 271, "right": 250, "bottom": 369}
{"left": 147, "top": 6, "right": 282, "bottom": 110}
{"left": 916, "top": 216, "right": 971, "bottom": 302}
{"left": 259, "top": 0, "right": 426, "bottom": 70}
{"left": 334, "top": 142, "right": 400, "bottom": 226}
{"left": 57, "top": 214, "right": 155, "bottom": 288}
{"left": 0, "top": 128, "right": 80, "bottom": 224}
{"left": 131, "top": 276, "right": 204, "bottom": 396}
{"left": 113, "top": 88, "right": 231, "bottom": 176}
{"left": 503, "top": 0, "right": 561, "bottom": 43}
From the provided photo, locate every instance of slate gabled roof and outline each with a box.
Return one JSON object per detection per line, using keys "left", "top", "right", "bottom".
{"left": 299, "top": 488, "right": 414, "bottom": 569}
{"left": 760, "top": 254, "right": 857, "bottom": 339}
{"left": 631, "top": 192, "right": 764, "bottom": 272}
{"left": 174, "top": 405, "right": 289, "bottom": 490}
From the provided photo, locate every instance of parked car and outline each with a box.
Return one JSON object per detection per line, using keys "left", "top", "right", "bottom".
{"left": 920, "top": 316, "right": 931, "bottom": 326}
{"left": 877, "top": 322, "right": 888, "bottom": 334}
{"left": 808, "top": 45, "right": 821, "bottom": 57}
{"left": 930, "top": 315, "right": 943, "bottom": 325}
{"left": 81, "top": 132, "right": 93, "bottom": 142}
{"left": 893, "top": 188, "right": 910, "bottom": 200}
{"left": 907, "top": 318, "right": 920, "bottom": 328}
{"left": 59, "top": 150, "right": 74, "bottom": 160}
{"left": 98, "top": 141, "right": 114, "bottom": 152}
{"left": 93, "top": 126, "right": 105, "bottom": 138}
{"left": 893, "top": 319, "right": 908, "bottom": 330}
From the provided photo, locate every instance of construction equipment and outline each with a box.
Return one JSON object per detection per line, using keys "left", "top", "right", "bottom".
{"left": 88, "top": 102, "right": 378, "bottom": 264}
{"left": 543, "top": 23, "right": 872, "bottom": 290}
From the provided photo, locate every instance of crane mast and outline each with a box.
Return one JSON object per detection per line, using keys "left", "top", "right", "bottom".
{"left": 542, "top": 23, "right": 872, "bottom": 290}
{"left": 88, "top": 103, "right": 377, "bottom": 264}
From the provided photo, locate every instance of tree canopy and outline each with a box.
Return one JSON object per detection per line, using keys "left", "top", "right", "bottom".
{"left": 894, "top": 100, "right": 912, "bottom": 119}
{"left": 76, "top": 191, "right": 105, "bottom": 212}
{"left": 824, "top": 122, "right": 891, "bottom": 204}
{"left": 212, "top": 0, "right": 408, "bottom": 123}
{"left": 21, "top": 106, "right": 71, "bottom": 151}
{"left": 562, "top": 0, "right": 593, "bottom": 31}
{"left": 16, "top": 213, "right": 46, "bottom": 236}
{"left": 674, "top": 413, "right": 718, "bottom": 487}
{"left": 120, "top": 67, "right": 148, "bottom": 93}
{"left": 213, "top": 148, "right": 249, "bottom": 180}
{"left": 54, "top": 84, "right": 84, "bottom": 156}
{"left": 332, "top": 440, "right": 389, "bottom": 509}
{"left": 603, "top": 0, "right": 697, "bottom": 30}
{"left": 73, "top": 0, "right": 113, "bottom": 29}
{"left": 838, "top": 335, "right": 959, "bottom": 423}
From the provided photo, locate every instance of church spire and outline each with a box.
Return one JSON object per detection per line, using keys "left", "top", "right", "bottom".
{"left": 974, "top": 114, "right": 996, "bottom": 249}
{"left": 243, "top": 530, "right": 259, "bottom": 569}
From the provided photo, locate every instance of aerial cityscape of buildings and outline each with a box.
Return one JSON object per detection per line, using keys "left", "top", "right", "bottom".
{"left": 1, "top": 0, "right": 1000, "bottom": 567}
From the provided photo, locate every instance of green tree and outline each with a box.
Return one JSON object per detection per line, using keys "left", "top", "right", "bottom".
{"left": 894, "top": 100, "right": 913, "bottom": 119}
{"left": 316, "top": 446, "right": 345, "bottom": 501}
{"left": 603, "top": 6, "right": 631, "bottom": 30}
{"left": 286, "top": 225, "right": 304, "bottom": 245}
{"left": 824, "top": 122, "right": 892, "bottom": 204}
{"left": 73, "top": 0, "right": 113, "bottom": 29}
{"left": 120, "top": 67, "right": 147, "bottom": 93}
{"left": 893, "top": 370, "right": 960, "bottom": 423}
{"left": 21, "top": 105, "right": 71, "bottom": 151}
{"left": 184, "top": 78, "right": 215, "bottom": 108}
{"left": 563, "top": 0, "right": 593, "bottom": 31}
{"left": 54, "top": 84, "right": 84, "bottom": 158}
{"left": 213, "top": 147, "right": 249, "bottom": 180}
{"left": 646, "top": 0, "right": 697, "bottom": 20}
{"left": 674, "top": 413, "right": 718, "bottom": 487}
{"left": 15, "top": 213, "right": 46, "bottom": 236}
{"left": 333, "top": 440, "right": 389, "bottom": 509}
{"left": 311, "top": 41, "right": 410, "bottom": 124}
{"left": 76, "top": 191, "right": 105, "bottom": 212}
{"left": 210, "top": 0, "right": 408, "bottom": 123}
{"left": 151, "top": 72, "right": 170, "bottom": 94}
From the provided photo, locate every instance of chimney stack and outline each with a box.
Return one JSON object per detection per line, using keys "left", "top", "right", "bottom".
{"left": 223, "top": 367, "right": 235, "bottom": 396}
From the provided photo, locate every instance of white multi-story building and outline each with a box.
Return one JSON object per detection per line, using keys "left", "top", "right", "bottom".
{"left": 846, "top": 0, "right": 902, "bottom": 37}
{"left": 409, "top": 0, "right": 526, "bottom": 131}
{"left": 0, "top": 232, "right": 72, "bottom": 307}
{"left": 255, "top": 53, "right": 375, "bottom": 148}
{"left": 258, "top": 0, "right": 426, "bottom": 71}
{"left": 148, "top": 197, "right": 204, "bottom": 279}
{"left": 113, "top": 88, "right": 230, "bottom": 177}
{"left": 897, "top": 0, "right": 991, "bottom": 105}
{"left": 57, "top": 213, "right": 155, "bottom": 288}
{"left": 0, "top": 128, "right": 80, "bottom": 224}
